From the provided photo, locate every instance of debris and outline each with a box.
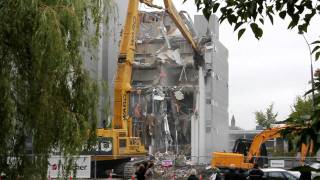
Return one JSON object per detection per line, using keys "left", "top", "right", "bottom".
{"left": 156, "top": 49, "right": 182, "bottom": 65}
{"left": 161, "top": 160, "right": 173, "bottom": 167}
{"left": 152, "top": 88, "right": 165, "bottom": 100}
{"left": 153, "top": 95, "right": 164, "bottom": 101}
{"left": 159, "top": 25, "right": 172, "bottom": 49}
{"left": 174, "top": 90, "right": 184, "bottom": 100}
{"left": 134, "top": 103, "right": 142, "bottom": 118}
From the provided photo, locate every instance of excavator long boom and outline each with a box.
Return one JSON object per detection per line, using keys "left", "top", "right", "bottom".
{"left": 246, "top": 126, "right": 285, "bottom": 162}
{"left": 112, "top": 0, "right": 140, "bottom": 135}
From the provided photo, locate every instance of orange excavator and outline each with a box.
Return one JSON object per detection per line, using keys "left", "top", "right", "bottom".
{"left": 211, "top": 126, "right": 313, "bottom": 170}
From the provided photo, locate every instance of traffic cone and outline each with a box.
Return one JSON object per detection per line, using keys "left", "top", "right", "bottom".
{"left": 199, "top": 175, "right": 202, "bottom": 180}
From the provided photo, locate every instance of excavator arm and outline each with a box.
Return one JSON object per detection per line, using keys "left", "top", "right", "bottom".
{"left": 112, "top": 0, "right": 140, "bottom": 133}
{"left": 140, "top": 0, "right": 204, "bottom": 66}
{"left": 246, "top": 127, "right": 285, "bottom": 162}
{"left": 163, "top": 0, "right": 204, "bottom": 66}
{"left": 212, "top": 126, "right": 312, "bottom": 170}
{"left": 163, "top": 0, "right": 197, "bottom": 51}
{"left": 246, "top": 126, "right": 313, "bottom": 163}
{"left": 113, "top": 0, "right": 160, "bottom": 132}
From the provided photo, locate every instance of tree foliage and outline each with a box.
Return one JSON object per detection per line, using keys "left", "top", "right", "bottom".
{"left": 0, "top": 0, "right": 110, "bottom": 178}
{"left": 289, "top": 96, "right": 313, "bottom": 120}
{"left": 188, "top": 0, "right": 320, "bottom": 155}
{"left": 281, "top": 70, "right": 320, "bottom": 153}
{"left": 188, "top": 0, "right": 320, "bottom": 60}
{"left": 255, "top": 103, "right": 278, "bottom": 129}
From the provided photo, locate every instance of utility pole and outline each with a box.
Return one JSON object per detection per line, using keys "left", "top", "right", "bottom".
{"left": 302, "top": 34, "right": 315, "bottom": 110}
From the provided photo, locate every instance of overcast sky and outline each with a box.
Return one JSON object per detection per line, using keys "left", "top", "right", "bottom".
{"left": 143, "top": 1, "right": 320, "bottom": 130}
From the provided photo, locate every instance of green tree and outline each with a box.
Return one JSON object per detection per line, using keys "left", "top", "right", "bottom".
{"left": 281, "top": 70, "right": 320, "bottom": 153}
{"left": 189, "top": 0, "right": 320, "bottom": 60}
{"left": 188, "top": 0, "right": 320, "bottom": 154}
{"left": 289, "top": 96, "right": 313, "bottom": 120}
{"left": 255, "top": 103, "right": 278, "bottom": 129}
{"left": 0, "top": 0, "right": 111, "bottom": 178}
{"left": 278, "top": 96, "right": 312, "bottom": 152}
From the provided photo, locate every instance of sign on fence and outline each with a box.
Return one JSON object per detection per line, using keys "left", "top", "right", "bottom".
{"left": 47, "top": 156, "right": 91, "bottom": 178}
{"left": 161, "top": 160, "right": 173, "bottom": 167}
{"left": 270, "top": 160, "right": 285, "bottom": 168}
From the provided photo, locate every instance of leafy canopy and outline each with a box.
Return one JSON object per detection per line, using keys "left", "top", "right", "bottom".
{"left": 289, "top": 96, "right": 313, "bottom": 120}
{"left": 0, "top": 0, "right": 110, "bottom": 178}
{"left": 187, "top": 0, "right": 320, "bottom": 60}
{"left": 255, "top": 103, "right": 278, "bottom": 129}
{"left": 282, "top": 71, "right": 320, "bottom": 153}
{"left": 187, "top": 0, "right": 320, "bottom": 154}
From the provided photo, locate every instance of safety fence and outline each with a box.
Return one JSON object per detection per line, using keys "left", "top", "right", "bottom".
{"left": 1, "top": 155, "right": 319, "bottom": 179}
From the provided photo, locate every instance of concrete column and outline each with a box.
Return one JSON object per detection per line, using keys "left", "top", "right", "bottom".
{"left": 191, "top": 67, "right": 206, "bottom": 164}
{"left": 198, "top": 67, "right": 206, "bottom": 163}
{"left": 191, "top": 113, "right": 198, "bottom": 163}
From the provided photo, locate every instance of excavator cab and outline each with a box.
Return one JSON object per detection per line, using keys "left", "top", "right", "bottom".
{"left": 233, "top": 139, "right": 268, "bottom": 167}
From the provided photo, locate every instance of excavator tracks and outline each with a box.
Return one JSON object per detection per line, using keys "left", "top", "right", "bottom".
{"left": 122, "top": 158, "right": 147, "bottom": 179}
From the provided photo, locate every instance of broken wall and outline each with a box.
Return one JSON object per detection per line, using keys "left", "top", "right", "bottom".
{"left": 131, "top": 11, "right": 198, "bottom": 155}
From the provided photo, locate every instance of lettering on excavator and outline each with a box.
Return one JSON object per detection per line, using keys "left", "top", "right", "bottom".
{"left": 122, "top": 94, "right": 127, "bottom": 121}
{"left": 130, "top": 138, "right": 139, "bottom": 146}
{"left": 131, "top": 16, "right": 137, "bottom": 47}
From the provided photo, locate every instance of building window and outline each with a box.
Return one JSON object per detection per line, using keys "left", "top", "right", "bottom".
{"left": 206, "top": 127, "right": 211, "bottom": 133}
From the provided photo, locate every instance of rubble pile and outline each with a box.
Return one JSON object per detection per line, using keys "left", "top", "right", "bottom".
{"left": 152, "top": 151, "right": 207, "bottom": 179}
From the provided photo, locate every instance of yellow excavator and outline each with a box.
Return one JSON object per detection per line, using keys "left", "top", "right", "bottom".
{"left": 211, "top": 126, "right": 313, "bottom": 170}
{"left": 91, "top": 0, "right": 204, "bottom": 178}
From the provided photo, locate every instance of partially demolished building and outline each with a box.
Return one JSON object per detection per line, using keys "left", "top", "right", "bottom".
{"left": 88, "top": 1, "right": 229, "bottom": 164}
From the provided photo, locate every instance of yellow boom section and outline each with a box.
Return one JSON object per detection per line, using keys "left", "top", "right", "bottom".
{"left": 163, "top": 0, "right": 204, "bottom": 66}
{"left": 163, "top": 0, "right": 197, "bottom": 50}
{"left": 246, "top": 126, "right": 284, "bottom": 162}
{"left": 112, "top": 0, "right": 140, "bottom": 136}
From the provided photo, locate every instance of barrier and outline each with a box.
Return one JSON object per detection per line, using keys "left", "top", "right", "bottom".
{"left": 1, "top": 154, "right": 319, "bottom": 179}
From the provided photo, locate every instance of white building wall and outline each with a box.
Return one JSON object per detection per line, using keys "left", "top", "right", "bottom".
{"left": 192, "top": 15, "right": 229, "bottom": 163}
{"left": 82, "top": 0, "right": 129, "bottom": 127}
